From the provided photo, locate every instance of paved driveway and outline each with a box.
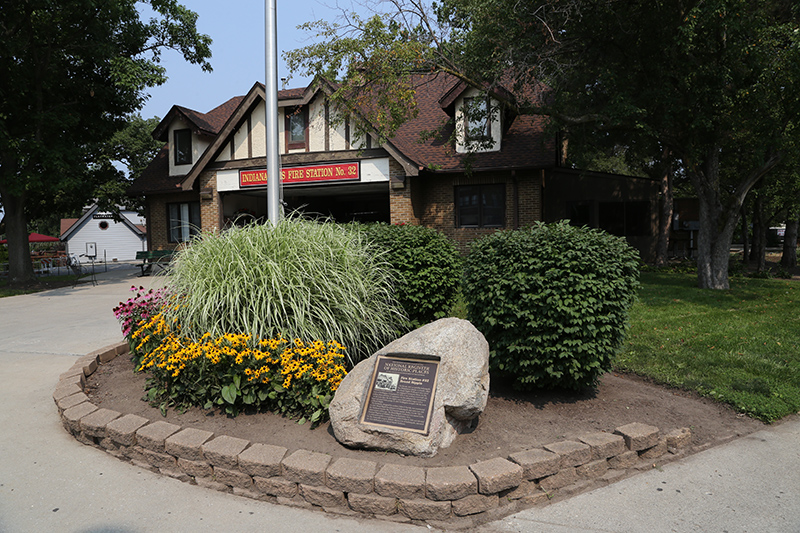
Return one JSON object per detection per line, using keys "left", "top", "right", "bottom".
{"left": 0, "top": 267, "right": 421, "bottom": 533}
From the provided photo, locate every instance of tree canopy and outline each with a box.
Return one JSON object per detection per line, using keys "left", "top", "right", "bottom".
{"left": 91, "top": 114, "right": 164, "bottom": 217}
{"left": 0, "top": 0, "right": 211, "bottom": 285}
{"left": 287, "top": 0, "right": 800, "bottom": 289}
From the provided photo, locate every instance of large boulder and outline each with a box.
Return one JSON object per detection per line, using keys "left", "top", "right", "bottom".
{"left": 329, "top": 318, "right": 490, "bottom": 457}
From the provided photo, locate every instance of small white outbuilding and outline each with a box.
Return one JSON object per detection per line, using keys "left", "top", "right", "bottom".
{"left": 60, "top": 204, "right": 146, "bottom": 263}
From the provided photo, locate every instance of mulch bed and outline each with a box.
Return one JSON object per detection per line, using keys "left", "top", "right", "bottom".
{"left": 86, "top": 354, "right": 766, "bottom": 467}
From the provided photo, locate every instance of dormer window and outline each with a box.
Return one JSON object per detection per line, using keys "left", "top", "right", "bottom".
{"left": 174, "top": 129, "right": 192, "bottom": 165}
{"left": 463, "top": 97, "right": 490, "bottom": 141}
{"left": 285, "top": 106, "right": 308, "bottom": 151}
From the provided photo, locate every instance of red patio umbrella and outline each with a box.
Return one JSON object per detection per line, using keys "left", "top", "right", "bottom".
{"left": 0, "top": 232, "right": 60, "bottom": 244}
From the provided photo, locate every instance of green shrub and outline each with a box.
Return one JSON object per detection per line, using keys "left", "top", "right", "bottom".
{"left": 774, "top": 265, "right": 793, "bottom": 279}
{"left": 463, "top": 221, "right": 640, "bottom": 391}
{"left": 349, "top": 223, "right": 462, "bottom": 328}
{"left": 728, "top": 255, "right": 747, "bottom": 277}
{"left": 163, "top": 218, "right": 406, "bottom": 366}
{"left": 747, "top": 269, "right": 773, "bottom": 279}
{"left": 641, "top": 259, "right": 697, "bottom": 274}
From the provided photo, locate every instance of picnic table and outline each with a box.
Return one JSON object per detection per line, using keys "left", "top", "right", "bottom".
{"left": 136, "top": 250, "right": 174, "bottom": 276}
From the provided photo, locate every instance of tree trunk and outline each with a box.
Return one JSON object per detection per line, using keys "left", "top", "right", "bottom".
{"left": 689, "top": 146, "right": 778, "bottom": 289}
{"left": 691, "top": 148, "right": 724, "bottom": 288}
{"left": 654, "top": 152, "right": 673, "bottom": 267}
{"left": 691, "top": 144, "right": 783, "bottom": 289}
{"left": 740, "top": 205, "right": 750, "bottom": 263}
{"left": 781, "top": 209, "right": 799, "bottom": 269}
{"left": 695, "top": 191, "right": 736, "bottom": 290}
{"left": 0, "top": 188, "right": 36, "bottom": 286}
{"left": 751, "top": 195, "right": 767, "bottom": 273}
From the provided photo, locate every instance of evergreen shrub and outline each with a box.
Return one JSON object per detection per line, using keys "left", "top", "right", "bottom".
{"left": 463, "top": 221, "right": 640, "bottom": 391}
{"left": 350, "top": 223, "right": 462, "bottom": 327}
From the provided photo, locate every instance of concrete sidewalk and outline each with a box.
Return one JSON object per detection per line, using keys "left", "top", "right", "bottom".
{"left": 477, "top": 418, "right": 800, "bottom": 532}
{"left": 1, "top": 266, "right": 798, "bottom": 532}
{"left": 0, "top": 268, "right": 421, "bottom": 533}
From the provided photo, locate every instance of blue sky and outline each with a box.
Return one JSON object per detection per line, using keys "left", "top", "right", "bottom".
{"left": 139, "top": 0, "right": 371, "bottom": 120}
{"left": 1, "top": 2, "right": 371, "bottom": 223}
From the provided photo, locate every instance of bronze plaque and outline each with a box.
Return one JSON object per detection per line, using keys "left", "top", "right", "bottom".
{"left": 360, "top": 353, "right": 440, "bottom": 434}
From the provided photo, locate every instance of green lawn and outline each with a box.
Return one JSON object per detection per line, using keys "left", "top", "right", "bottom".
{"left": 617, "top": 272, "right": 800, "bottom": 422}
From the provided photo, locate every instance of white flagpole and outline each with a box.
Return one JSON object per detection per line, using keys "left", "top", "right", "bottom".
{"left": 265, "top": 0, "right": 281, "bottom": 225}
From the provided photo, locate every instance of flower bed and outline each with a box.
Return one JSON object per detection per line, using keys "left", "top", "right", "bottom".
{"left": 116, "top": 286, "right": 347, "bottom": 424}
{"left": 54, "top": 343, "right": 695, "bottom": 529}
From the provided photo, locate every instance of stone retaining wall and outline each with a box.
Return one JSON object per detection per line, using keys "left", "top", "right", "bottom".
{"left": 55, "top": 343, "right": 694, "bottom": 529}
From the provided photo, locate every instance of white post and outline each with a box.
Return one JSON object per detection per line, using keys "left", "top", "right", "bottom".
{"left": 265, "top": 0, "right": 281, "bottom": 225}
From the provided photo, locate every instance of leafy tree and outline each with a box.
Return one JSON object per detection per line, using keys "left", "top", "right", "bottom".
{"left": 287, "top": 0, "right": 800, "bottom": 289}
{"left": 461, "top": 0, "right": 800, "bottom": 288}
{"left": 91, "top": 114, "right": 164, "bottom": 216}
{"left": 0, "top": 0, "right": 211, "bottom": 286}
{"left": 21, "top": 113, "right": 162, "bottom": 239}
{"left": 746, "top": 160, "right": 800, "bottom": 272}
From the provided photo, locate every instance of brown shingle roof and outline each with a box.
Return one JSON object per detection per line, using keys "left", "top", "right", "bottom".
{"left": 278, "top": 86, "right": 307, "bottom": 100}
{"left": 387, "top": 73, "right": 555, "bottom": 172}
{"left": 190, "top": 94, "right": 246, "bottom": 134}
{"left": 130, "top": 76, "right": 556, "bottom": 196}
{"left": 153, "top": 95, "right": 246, "bottom": 141}
{"left": 128, "top": 145, "right": 174, "bottom": 194}
{"left": 60, "top": 218, "right": 79, "bottom": 237}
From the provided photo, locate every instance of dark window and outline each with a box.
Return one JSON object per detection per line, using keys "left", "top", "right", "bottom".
{"left": 566, "top": 202, "right": 592, "bottom": 227}
{"left": 624, "top": 201, "right": 650, "bottom": 236}
{"left": 598, "top": 201, "right": 650, "bottom": 237}
{"left": 174, "top": 129, "right": 192, "bottom": 165}
{"left": 285, "top": 107, "right": 308, "bottom": 150}
{"left": 463, "top": 97, "right": 490, "bottom": 141}
{"left": 167, "top": 202, "right": 201, "bottom": 243}
{"left": 455, "top": 184, "right": 505, "bottom": 228}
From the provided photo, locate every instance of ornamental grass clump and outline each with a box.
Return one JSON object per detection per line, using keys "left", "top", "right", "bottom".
{"left": 131, "top": 312, "right": 346, "bottom": 422}
{"left": 163, "top": 218, "right": 406, "bottom": 366}
{"left": 463, "top": 221, "right": 640, "bottom": 391}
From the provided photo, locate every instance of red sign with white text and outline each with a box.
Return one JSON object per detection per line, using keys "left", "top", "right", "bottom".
{"left": 240, "top": 162, "right": 360, "bottom": 188}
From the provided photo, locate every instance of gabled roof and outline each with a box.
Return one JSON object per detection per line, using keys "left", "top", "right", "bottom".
{"left": 128, "top": 74, "right": 557, "bottom": 196}
{"left": 437, "top": 77, "right": 517, "bottom": 116}
{"left": 176, "top": 82, "right": 268, "bottom": 191}
{"left": 59, "top": 204, "right": 145, "bottom": 241}
{"left": 391, "top": 73, "right": 555, "bottom": 173}
{"left": 152, "top": 96, "right": 245, "bottom": 142}
{"left": 129, "top": 145, "right": 171, "bottom": 195}
{"left": 60, "top": 218, "right": 79, "bottom": 237}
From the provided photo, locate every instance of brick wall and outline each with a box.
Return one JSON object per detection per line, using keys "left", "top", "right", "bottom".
{"left": 389, "top": 159, "right": 421, "bottom": 226}
{"left": 148, "top": 166, "right": 544, "bottom": 253}
{"left": 414, "top": 170, "right": 544, "bottom": 252}
{"left": 147, "top": 191, "right": 200, "bottom": 251}
{"left": 198, "top": 170, "right": 221, "bottom": 233}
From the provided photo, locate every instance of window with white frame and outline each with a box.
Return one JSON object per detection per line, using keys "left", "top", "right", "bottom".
{"left": 167, "top": 201, "right": 201, "bottom": 243}
{"left": 463, "top": 97, "right": 491, "bottom": 141}
{"left": 174, "top": 129, "right": 192, "bottom": 165}
{"left": 285, "top": 107, "right": 308, "bottom": 150}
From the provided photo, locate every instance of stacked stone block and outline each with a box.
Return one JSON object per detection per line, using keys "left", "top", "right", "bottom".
{"left": 55, "top": 342, "right": 694, "bottom": 529}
